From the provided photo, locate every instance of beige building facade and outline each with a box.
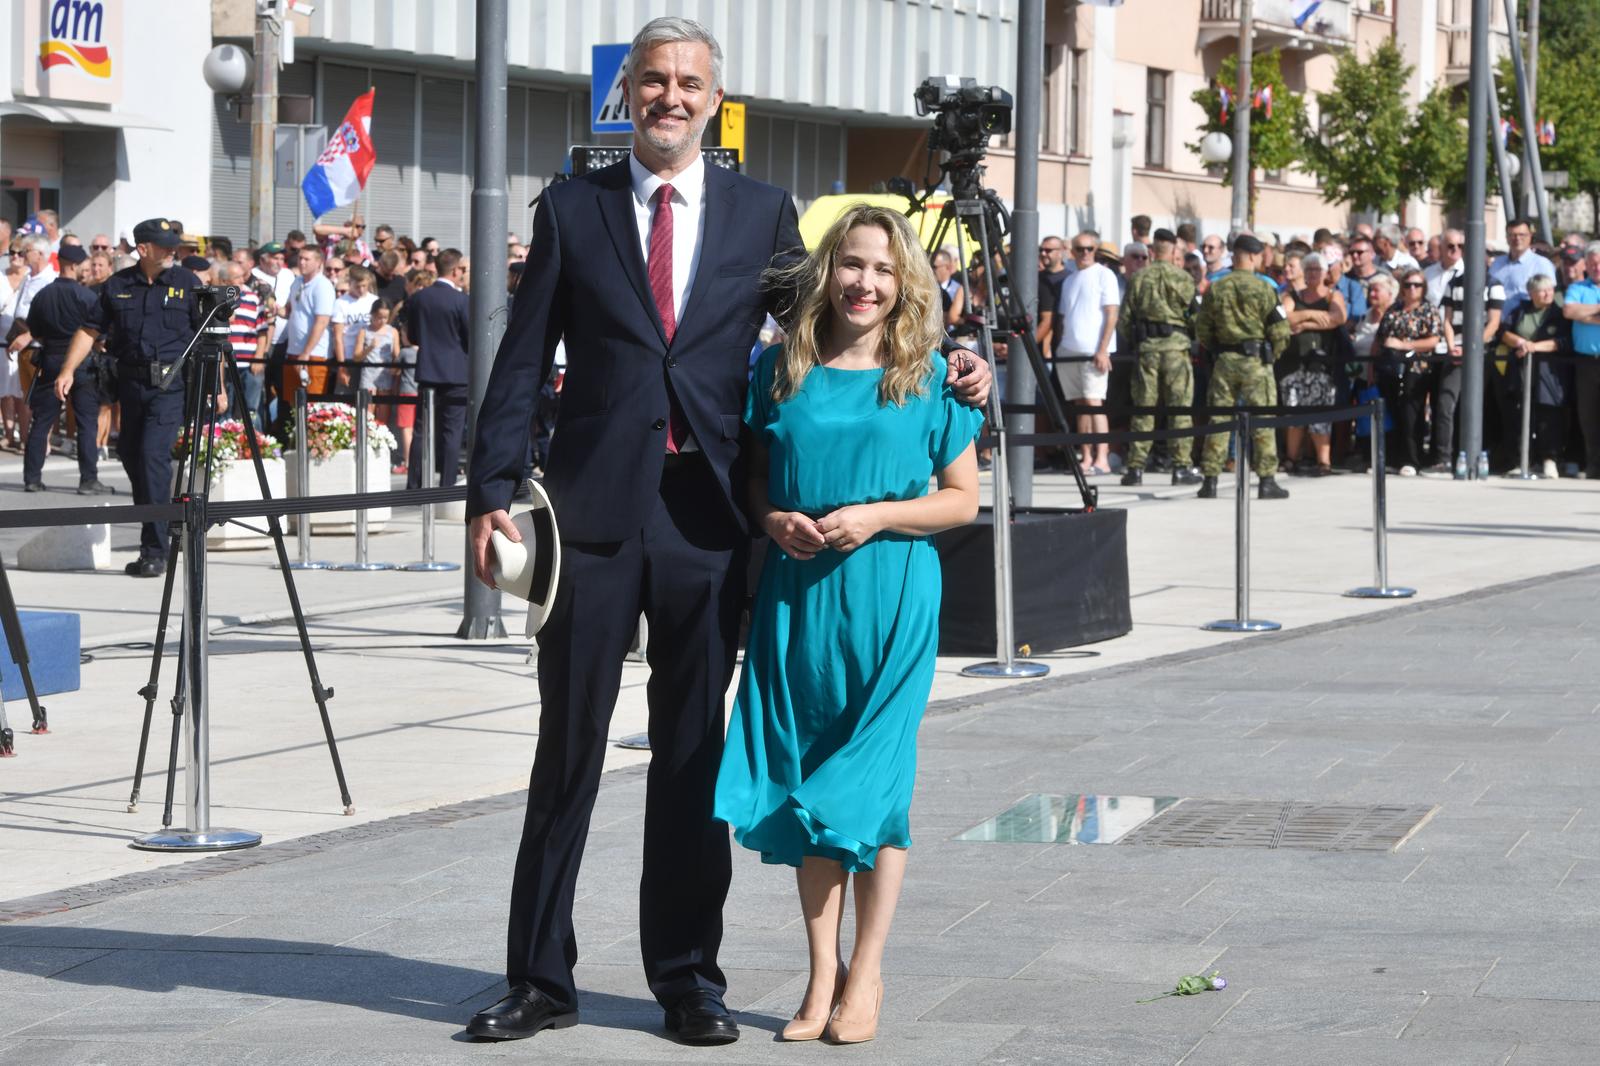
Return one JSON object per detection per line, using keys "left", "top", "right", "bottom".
{"left": 978, "top": 0, "right": 1511, "bottom": 246}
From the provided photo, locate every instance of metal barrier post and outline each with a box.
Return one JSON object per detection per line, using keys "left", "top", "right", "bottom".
{"left": 1204, "top": 411, "right": 1280, "bottom": 632}
{"left": 402, "top": 388, "right": 459, "bottom": 572}
{"left": 284, "top": 387, "right": 330, "bottom": 570}
{"left": 334, "top": 390, "right": 397, "bottom": 571}
{"left": 1346, "top": 399, "right": 1415, "bottom": 599}
{"left": 132, "top": 492, "right": 261, "bottom": 852}
{"left": 961, "top": 353, "right": 1048, "bottom": 679}
{"left": 1515, "top": 351, "right": 1537, "bottom": 479}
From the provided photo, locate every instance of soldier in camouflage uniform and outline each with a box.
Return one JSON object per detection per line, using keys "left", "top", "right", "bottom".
{"left": 1195, "top": 233, "right": 1293, "bottom": 500}
{"left": 1120, "top": 230, "right": 1201, "bottom": 486}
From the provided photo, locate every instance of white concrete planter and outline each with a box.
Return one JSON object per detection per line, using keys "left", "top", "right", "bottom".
{"left": 285, "top": 448, "right": 392, "bottom": 533}
{"left": 206, "top": 458, "right": 288, "bottom": 550}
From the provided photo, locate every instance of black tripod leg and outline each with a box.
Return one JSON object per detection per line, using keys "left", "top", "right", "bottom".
{"left": 160, "top": 639, "right": 187, "bottom": 829}
{"left": 225, "top": 352, "right": 356, "bottom": 815}
{"left": 0, "top": 555, "right": 48, "bottom": 734}
{"left": 127, "top": 527, "right": 184, "bottom": 812}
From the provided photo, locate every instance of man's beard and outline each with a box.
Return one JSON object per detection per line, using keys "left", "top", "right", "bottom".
{"left": 637, "top": 109, "right": 709, "bottom": 161}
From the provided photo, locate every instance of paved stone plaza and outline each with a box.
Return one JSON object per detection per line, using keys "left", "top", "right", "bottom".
{"left": 3, "top": 556, "right": 1598, "bottom": 1063}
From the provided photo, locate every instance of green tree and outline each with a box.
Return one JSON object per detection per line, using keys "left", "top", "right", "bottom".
{"left": 1299, "top": 39, "right": 1414, "bottom": 214}
{"left": 1528, "top": 0, "right": 1600, "bottom": 64}
{"left": 1526, "top": 52, "right": 1600, "bottom": 224}
{"left": 1402, "top": 82, "right": 1469, "bottom": 211}
{"left": 1187, "top": 49, "right": 1305, "bottom": 226}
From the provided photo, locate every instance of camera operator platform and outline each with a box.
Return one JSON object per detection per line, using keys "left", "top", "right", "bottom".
{"left": 22, "top": 243, "right": 113, "bottom": 496}
{"left": 54, "top": 219, "right": 203, "bottom": 578}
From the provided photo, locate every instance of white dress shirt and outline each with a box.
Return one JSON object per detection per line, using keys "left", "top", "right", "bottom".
{"left": 14, "top": 267, "right": 58, "bottom": 323}
{"left": 629, "top": 151, "right": 707, "bottom": 326}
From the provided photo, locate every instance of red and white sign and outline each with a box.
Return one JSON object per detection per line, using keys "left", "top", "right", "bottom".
{"left": 16, "top": 0, "right": 124, "bottom": 105}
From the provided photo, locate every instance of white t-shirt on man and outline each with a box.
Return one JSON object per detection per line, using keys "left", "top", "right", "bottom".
{"left": 1055, "top": 262, "right": 1120, "bottom": 356}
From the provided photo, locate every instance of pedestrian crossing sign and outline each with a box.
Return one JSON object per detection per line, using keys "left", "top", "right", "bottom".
{"left": 591, "top": 43, "right": 632, "bottom": 134}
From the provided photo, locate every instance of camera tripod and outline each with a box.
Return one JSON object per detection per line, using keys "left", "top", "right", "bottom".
{"left": 0, "top": 551, "right": 50, "bottom": 757}
{"left": 913, "top": 154, "right": 1096, "bottom": 512}
{"left": 126, "top": 292, "right": 354, "bottom": 851}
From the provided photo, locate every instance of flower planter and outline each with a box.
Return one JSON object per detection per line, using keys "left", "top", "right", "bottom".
{"left": 206, "top": 458, "right": 288, "bottom": 550}
{"left": 285, "top": 448, "right": 392, "bottom": 533}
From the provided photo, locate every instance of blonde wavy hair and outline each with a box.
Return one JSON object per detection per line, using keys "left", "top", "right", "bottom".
{"left": 765, "top": 203, "right": 944, "bottom": 407}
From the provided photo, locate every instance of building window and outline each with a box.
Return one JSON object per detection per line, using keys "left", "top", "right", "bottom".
{"left": 1145, "top": 68, "right": 1169, "bottom": 168}
{"left": 1042, "top": 43, "right": 1060, "bottom": 153}
{"left": 1068, "top": 48, "right": 1085, "bottom": 155}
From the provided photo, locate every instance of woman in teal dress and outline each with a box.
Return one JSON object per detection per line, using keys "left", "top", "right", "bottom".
{"left": 713, "top": 204, "right": 982, "bottom": 1044}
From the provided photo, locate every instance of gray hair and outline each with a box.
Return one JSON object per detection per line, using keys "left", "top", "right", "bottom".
{"left": 1586, "top": 240, "right": 1600, "bottom": 257}
{"left": 1377, "top": 223, "right": 1404, "bottom": 245}
{"left": 212, "top": 261, "right": 238, "bottom": 284}
{"left": 18, "top": 234, "right": 50, "bottom": 256}
{"left": 1302, "top": 252, "right": 1325, "bottom": 270}
{"left": 625, "top": 16, "right": 724, "bottom": 94}
{"left": 1527, "top": 273, "right": 1556, "bottom": 293}
{"left": 1366, "top": 273, "right": 1400, "bottom": 301}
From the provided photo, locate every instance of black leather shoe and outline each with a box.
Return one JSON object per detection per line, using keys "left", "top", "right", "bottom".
{"left": 1258, "top": 477, "right": 1290, "bottom": 500}
{"left": 665, "top": 990, "right": 740, "bottom": 1046}
{"left": 1197, "top": 476, "right": 1218, "bottom": 499}
{"left": 125, "top": 559, "right": 165, "bottom": 578}
{"left": 466, "top": 983, "right": 578, "bottom": 1041}
{"left": 77, "top": 479, "right": 116, "bottom": 495}
{"left": 1172, "top": 467, "right": 1202, "bottom": 486}
{"left": 24, "top": 482, "right": 44, "bottom": 493}
{"left": 1120, "top": 469, "right": 1142, "bottom": 486}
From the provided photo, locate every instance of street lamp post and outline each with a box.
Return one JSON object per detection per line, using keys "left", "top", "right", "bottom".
{"left": 1229, "top": 0, "right": 1254, "bottom": 234}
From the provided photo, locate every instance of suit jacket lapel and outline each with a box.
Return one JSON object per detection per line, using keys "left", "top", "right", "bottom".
{"left": 595, "top": 165, "right": 668, "bottom": 346}
{"left": 675, "top": 162, "right": 735, "bottom": 344}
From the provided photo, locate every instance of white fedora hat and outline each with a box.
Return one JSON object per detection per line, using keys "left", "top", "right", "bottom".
{"left": 489, "top": 479, "right": 562, "bottom": 637}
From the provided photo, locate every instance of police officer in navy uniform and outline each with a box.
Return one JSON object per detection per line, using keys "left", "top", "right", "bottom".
{"left": 54, "top": 219, "right": 202, "bottom": 577}
{"left": 23, "top": 243, "right": 112, "bottom": 495}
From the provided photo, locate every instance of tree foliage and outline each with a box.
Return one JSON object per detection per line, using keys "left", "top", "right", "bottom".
{"left": 1187, "top": 49, "right": 1305, "bottom": 222}
{"left": 1526, "top": 52, "right": 1600, "bottom": 208}
{"left": 1299, "top": 39, "right": 1414, "bottom": 214}
{"left": 1403, "top": 82, "right": 1469, "bottom": 209}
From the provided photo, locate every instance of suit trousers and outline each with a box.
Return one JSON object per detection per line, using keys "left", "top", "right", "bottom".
{"left": 406, "top": 383, "right": 468, "bottom": 489}
{"left": 506, "top": 455, "right": 746, "bottom": 1010}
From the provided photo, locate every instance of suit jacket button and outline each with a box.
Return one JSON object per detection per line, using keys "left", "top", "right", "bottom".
{"left": 665, "top": 356, "right": 677, "bottom": 368}
{"left": 652, "top": 418, "right": 666, "bottom": 430}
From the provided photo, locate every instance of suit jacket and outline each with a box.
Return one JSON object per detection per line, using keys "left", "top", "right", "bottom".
{"left": 468, "top": 158, "right": 802, "bottom": 543}
{"left": 405, "top": 280, "right": 470, "bottom": 386}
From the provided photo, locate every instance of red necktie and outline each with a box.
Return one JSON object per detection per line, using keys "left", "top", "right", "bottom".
{"left": 649, "top": 183, "right": 688, "bottom": 453}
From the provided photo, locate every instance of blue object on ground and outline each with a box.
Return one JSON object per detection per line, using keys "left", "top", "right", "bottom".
{"left": 0, "top": 610, "right": 81, "bottom": 701}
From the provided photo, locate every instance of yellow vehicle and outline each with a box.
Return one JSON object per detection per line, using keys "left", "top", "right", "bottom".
{"left": 796, "top": 192, "right": 954, "bottom": 251}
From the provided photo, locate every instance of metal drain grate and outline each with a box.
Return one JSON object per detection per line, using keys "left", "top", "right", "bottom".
{"left": 1119, "top": 800, "right": 1437, "bottom": 852}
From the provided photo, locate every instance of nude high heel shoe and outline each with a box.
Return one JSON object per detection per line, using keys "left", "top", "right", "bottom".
{"left": 824, "top": 981, "right": 882, "bottom": 1044}
{"left": 780, "top": 963, "right": 848, "bottom": 1042}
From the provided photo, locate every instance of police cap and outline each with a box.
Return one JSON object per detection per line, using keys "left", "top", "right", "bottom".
{"left": 1231, "top": 233, "right": 1265, "bottom": 255}
{"left": 132, "top": 218, "right": 182, "bottom": 248}
{"left": 58, "top": 244, "right": 89, "bottom": 265}
{"left": 182, "top": 255, "right": 210, "bottom": 271}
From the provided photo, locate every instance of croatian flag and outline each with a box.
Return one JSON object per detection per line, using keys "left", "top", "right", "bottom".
{"left": 1291, "top": 0, "right": 1322, "bottom": 27}
{"left": 302, "top": 89, "right": 376, "bottom": 219}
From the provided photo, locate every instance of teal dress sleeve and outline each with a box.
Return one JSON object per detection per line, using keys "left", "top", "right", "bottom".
{"left": 929, "top": 356, "right": 985, "bottom": 470}
{"left": 745, "top": 343, "right": 783, "bottom": 433}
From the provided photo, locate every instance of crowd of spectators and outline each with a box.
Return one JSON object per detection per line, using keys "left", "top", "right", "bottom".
{"left": 939, "top": 212, "right": 1600, "bottom": 482}
{"left": 0, "top": 213, "right": 536, "bottom": 484}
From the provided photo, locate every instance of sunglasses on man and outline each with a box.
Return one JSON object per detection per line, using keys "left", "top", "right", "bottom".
{"left": 1071, "top": 243, "right": 1097, "bottom": 254}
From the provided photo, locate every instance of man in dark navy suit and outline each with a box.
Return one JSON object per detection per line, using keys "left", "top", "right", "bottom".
{"left": 402, "top": 248, "right": 470, "bottom": 487}
{"left": 464, "top": 15, "right": 989, "bottom": 1047}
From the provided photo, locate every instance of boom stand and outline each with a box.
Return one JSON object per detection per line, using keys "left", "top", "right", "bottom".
{"left": 128, "top": 306, "right": 356, "bottom": 847}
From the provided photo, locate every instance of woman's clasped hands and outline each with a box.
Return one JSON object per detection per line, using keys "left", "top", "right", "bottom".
{"left": 763, "top": 504, "right": 883, "bottom": 559}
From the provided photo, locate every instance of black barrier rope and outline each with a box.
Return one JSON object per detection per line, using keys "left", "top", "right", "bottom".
{"left": 977, "top": 402, "right": 1376, "bottom": 451}
{"left": 0, "top": 485, "right": 468, "bottom": 532}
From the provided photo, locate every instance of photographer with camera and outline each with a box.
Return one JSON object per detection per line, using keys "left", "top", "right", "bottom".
{"left": 22, "top": 244, "right": 112, "bottom": 496}
{"left": 53, "top": 218, "right": 204, "bottom": 578}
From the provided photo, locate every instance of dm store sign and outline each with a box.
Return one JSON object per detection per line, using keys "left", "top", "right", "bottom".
{"left": 16, "top": 0, "right": 124, "bottom": 105}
